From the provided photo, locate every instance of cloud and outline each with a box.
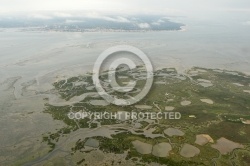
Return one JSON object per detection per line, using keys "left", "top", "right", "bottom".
{"left": 115, "top": 16, "right": 131, "bottom": 23}
{"left": 100, "top": 16, "right": 130, "bottom": 23}
{"left": 243, "top": 21, "right": 250, "bottom": 25}
{"left": 30, "top": 14, "right": 52, "bottom": 19}
{"left": 54, "top": 12, "right": 72, "bottom": 18}
{"left": 137, "top": 23, "right": 151, "bottom": 29}
{"left": 85, "top": 12, "right": 130, "bottom": 23}
{"left": 65, "top": 19, "right": 84, "bottom": 24}
{"left": 0, "top": 0, "right": 184, "bottom": 16}
{"left": 1, "top": 0, "right": 250, "bottom": 21}
{"left": 151, "top": 19, "right": 165, "bottom": 25}
{"left": 151, "top": 22, "right": 160, "bottom": 26}
{"left": 220, "top": 8, "right": 250, "bottom": 13}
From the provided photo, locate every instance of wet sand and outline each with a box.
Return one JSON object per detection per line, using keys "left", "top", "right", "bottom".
{"left": 195, "top": 134, "right": 214, "bottom": 146}
{"left": 200, "top": 99, "right": 214, "bottom": 104}
{"left": 164, "top": 128, "right": 185, "bottom": 137}
{"left": 132, "top": 140, "right": 152, "bottom": 154}
{"left": 211, "top": 137, "right": 244, "bottom": 155}
{"left": 180, "top": 144, "right": 200, "bottom": 158}
{"left": 152, "top": 143, "right": 172, "bottom": 157}
{"left": 165, "top": 106, "right": 175, "bottom": 111}
{"left": 181, "top": 100, "right": 191, "bottom": 106}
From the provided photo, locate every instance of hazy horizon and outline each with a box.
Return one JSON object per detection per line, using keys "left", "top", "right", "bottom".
{"left": 1, "top": 0, "right": 250, "bottom": 19}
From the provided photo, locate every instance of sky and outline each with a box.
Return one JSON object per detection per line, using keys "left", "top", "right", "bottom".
{"left": 0, "top": 0, "right": 250, "bottom": 20}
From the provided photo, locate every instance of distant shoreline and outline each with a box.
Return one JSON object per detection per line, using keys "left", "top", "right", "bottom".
{"left": 0, "top": 26, "right": 186, "bottom": 33}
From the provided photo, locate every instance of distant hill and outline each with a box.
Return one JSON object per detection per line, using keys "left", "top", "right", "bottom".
{"left": 0, "top": 13, "right": 184, "bottom": 31}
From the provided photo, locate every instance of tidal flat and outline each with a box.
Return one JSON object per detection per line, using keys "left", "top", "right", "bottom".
{"left": 1, "top": 25, "right": 250, "bottom": 165}
{"left": 10, "top": 66, "right": 249, "bottom": 166}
